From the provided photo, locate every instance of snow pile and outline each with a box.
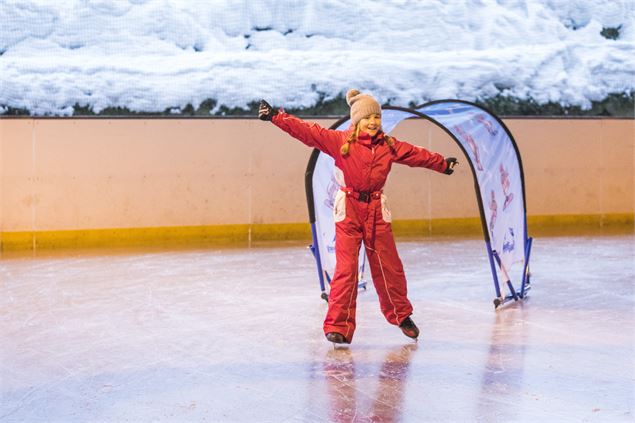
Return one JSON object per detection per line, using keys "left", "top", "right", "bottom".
{"left": 0, "top": 0, "right": 633, "bottom": 115}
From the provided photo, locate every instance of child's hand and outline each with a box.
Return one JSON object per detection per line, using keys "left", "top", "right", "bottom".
{"left": 258, "top": 99, "right": 277, "bottom": 121}
{"left": 444, "top": 157, "right": 458, "bottom": 175}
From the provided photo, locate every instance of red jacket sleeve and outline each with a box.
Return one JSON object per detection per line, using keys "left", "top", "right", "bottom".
{"left": 392, "top": 138, "right": 447, "bottom": 173}
{"left": 271, "top": 112, "right": 343, "bottom": 158}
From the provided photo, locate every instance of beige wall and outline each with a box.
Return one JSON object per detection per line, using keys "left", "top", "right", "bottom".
{"left": 1, "top": 117, "right": 633, "bottom": 234}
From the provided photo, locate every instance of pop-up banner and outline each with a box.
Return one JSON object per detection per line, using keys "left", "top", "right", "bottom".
{"left": 305, "top": 100, "right": 532, "bottom": 307}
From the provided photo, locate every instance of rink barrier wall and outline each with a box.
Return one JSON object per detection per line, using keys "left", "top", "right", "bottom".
{"left": 1, "top": 117, "right": 633, "bottom": 251}
{"left": 0, "top": 214, "right": 632, "bottom": 252}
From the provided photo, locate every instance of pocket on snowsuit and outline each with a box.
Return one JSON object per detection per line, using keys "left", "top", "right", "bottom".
{"left": 380, "top": 194, "right": 392, "bottom": 223}
{"left": 333, "top": 190, "right": 347, "bottom": 223}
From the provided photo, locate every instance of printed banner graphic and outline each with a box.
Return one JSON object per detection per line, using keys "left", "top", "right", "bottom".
{"left": 309, "top": 101, "right": 527, "bottom": 294}
{"left": 418, "top": 102, "right": 526, "bottom": 288}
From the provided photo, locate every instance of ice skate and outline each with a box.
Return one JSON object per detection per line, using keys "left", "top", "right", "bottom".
{"left": 326, "top": 332, "right": 349, "bottom": 345}
{"left": 399, "top": 316, "right": 419, "bottom": 340}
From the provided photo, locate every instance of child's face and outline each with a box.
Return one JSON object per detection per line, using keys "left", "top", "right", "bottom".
{"left": 359, "top": 113, "right": 381, "bottom": 137}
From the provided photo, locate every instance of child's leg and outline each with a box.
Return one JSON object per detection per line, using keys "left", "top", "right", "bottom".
{"left": 364, "top": 223, "right": 413, "bottom": 326}
{"left": 323, "top": 225, "right": 363, "bottom": 342}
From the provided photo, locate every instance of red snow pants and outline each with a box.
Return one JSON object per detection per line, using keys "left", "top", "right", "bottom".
{"left": 323, "top": 188, "right": 413, "bottom": 342}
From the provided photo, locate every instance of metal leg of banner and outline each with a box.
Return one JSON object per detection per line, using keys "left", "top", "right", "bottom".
{"left": 486, "top": 241, "right": 504, "bottom": 307}
{"left": 492, "top": 250, "right": 520, "bottom": 307}
{"left": 358, "top": 250, "right": 367, "bottom": 291}
{"left": 520, "top": 237, "right": 533, "bottom": 298}
{"left": 506, "top": 280, "right": 519, "bottom": 301}
{"left": 309, "top": 223, "right": 329, "bottom": 301}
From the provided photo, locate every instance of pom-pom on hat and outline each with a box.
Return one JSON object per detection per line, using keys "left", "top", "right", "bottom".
{"left": 346, "top": 89, "right": 381, "bottom": 127}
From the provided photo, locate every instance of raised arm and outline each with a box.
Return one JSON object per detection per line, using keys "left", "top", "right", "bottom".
{"left": 258, "top": 99, "right": 343, "bottom": 158}
{"left": 392, "top": 138, "right": 458, "bottom": 174}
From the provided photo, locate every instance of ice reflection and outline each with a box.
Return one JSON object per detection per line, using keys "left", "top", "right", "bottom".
{"left": 477, "top": 302, "right": 529, "bottom": 421}
{"left": 322, "top": 344, "right": 417, "bottom": 422}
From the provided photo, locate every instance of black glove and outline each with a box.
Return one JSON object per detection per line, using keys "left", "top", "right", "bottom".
{"left": 258, "top": 99, "right": 277, "bottom": 121}
{"left": 444, "top": 157, "right": 458, "bottom": 175}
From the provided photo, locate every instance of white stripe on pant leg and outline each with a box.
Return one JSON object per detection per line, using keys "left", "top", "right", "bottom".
{"left": 343, "top": 266, "right": 357, "bottom": 340}
{"left": 368, "top": 246, "right": 401, "bottom": 325}
{"left": 342, "top": 242, "right": 364, "bottom": 340}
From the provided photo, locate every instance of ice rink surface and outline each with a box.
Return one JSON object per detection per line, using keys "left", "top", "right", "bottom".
{"left": 1, "top": 234, "right": 633, "bottom": 422}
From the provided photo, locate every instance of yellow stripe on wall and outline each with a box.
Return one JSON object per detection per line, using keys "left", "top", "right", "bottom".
{"left": 0, "top": 223, "right": 312, "bottom": 252}
{"left": 1, "top": 214, "right": 632, "bottom": 252}
{"left": 391, "top": 213, "right": 634, "bottom": 238}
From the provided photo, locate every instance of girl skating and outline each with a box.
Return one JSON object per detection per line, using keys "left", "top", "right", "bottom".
{"left": 259, "top": 89, "right": 458, "bottom": 344}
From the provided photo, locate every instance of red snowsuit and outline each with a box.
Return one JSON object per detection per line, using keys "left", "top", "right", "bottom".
{"left": 272, "top": 112, "right": 448, "bottom": 342}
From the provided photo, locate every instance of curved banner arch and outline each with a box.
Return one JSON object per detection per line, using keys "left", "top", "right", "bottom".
{"left": 305, "top": 100, "right": 533, "bottom": 307}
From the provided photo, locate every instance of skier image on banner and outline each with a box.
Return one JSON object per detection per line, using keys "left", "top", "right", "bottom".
{"left": 324, "top": 176, "right": 339, "bottom": 209}
{"left": 327, "top": 234, "right": 336, "bottom": 254}
{"left": 475, "top": 114, "right": 498, "bottom": 136}
{"left": 259, "top": 90, "right": 458, "bottom": 344}
{"left": 503, "top": 228, "right": 515, "bottom": 253}
{"left": 500, "top": 163, "right": 514, "bottom": 210}
{"left": 488, "top": 189, "right": 498, "bottom": 241}
{"left": 454, "top": 125, "right": 484, "bottom": 171}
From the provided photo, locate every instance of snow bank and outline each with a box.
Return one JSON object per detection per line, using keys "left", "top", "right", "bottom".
{"left": 0, "top": 0, "right": 633, "bottom": 115}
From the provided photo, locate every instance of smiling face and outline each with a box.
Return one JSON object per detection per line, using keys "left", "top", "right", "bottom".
{"left": 358, "top": 113, "right": 382, "bottom": 137}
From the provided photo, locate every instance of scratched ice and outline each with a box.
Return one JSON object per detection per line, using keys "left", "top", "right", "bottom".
{"left": 1, "top": 234, "right": 633, "bottom": 422}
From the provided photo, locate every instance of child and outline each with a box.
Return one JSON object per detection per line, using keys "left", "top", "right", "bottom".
{"left": 259, "top": 90, "right": 457, "bottom": 344}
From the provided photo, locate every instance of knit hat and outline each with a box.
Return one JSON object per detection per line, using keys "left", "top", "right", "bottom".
{"left": 346, "top": 89, "right": 381, "bottom": 127}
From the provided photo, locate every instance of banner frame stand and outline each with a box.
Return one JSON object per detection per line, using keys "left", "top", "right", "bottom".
{"left": 308, "top": 222, "right": 328, "bottom": 301}
{"left": 307, "top": 226, "right": 367, "bottom": 301}
{"left": 491, "top": 237, "right": 534, "bottom": 308}
{"left": 304, "top": 100, "right": 533, "bottom": 308}
{"left": 520, "top": 237, "right": 533, "bottom": 298}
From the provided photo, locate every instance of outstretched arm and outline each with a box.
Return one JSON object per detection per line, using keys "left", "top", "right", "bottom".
{"left": 392, "top": 138, "right": 458, "bottom": 174}
{"left": 259, "top": 99, "right": 343, "bottom": 158}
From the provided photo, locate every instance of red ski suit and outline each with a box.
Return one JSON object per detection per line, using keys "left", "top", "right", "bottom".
{"left": 272, "top": 112, "right": 448, "bottom": 342}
